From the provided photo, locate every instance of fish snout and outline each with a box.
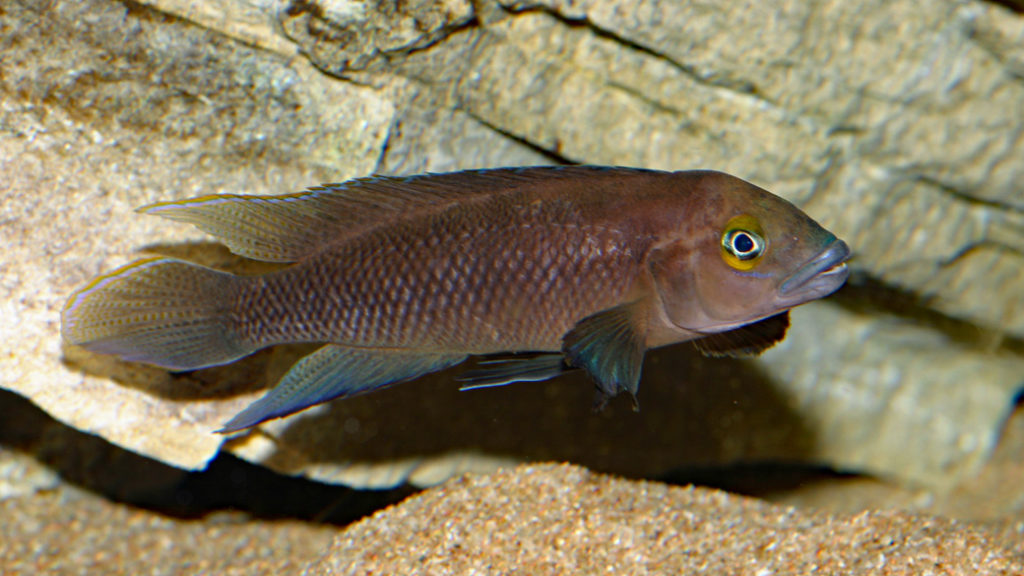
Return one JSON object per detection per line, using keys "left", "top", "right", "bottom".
{"left": 778, "top": 239, "right": 851, "bottom": 302}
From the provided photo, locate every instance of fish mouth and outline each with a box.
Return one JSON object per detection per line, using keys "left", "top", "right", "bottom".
{"left": 778, "top": 239, "right": 851, "bottom": 302}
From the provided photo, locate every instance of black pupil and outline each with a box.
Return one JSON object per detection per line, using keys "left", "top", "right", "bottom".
{"left": 733, "top": 232, "right": 755, "bottom": 254}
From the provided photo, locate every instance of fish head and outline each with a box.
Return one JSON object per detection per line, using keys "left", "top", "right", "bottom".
{"left": 648, "top": 171, "right": 851, "bottom": 334}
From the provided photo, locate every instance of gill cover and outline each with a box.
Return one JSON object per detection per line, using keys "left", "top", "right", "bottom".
{"left": 648, "top": 240, "right": 704, "bottom": 331}
{"left": 648, "top": 213, "right": 772, "bottom": 332}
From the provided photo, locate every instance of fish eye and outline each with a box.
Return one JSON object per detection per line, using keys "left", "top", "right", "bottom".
{"left": 724, "top": 230, "right": 762, "bottom": 259}
{"left": 720, "top": 215, "right": 766, "bottom": 271}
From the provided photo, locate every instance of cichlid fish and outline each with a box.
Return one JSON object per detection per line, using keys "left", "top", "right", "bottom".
{"left": 62, "top": 167, "right": 851, "bottom": 433}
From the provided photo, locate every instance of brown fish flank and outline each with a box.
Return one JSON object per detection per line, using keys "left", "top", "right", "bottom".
{"left": 239, "top": 195, "right": 646, "bottom": 352}
{"left": 61, "top": 167, "right": 850, "bottom": 432}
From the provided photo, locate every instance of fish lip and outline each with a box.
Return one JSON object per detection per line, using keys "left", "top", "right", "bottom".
{"left": 779, "top": 239, "right": 852, "bottom": 299}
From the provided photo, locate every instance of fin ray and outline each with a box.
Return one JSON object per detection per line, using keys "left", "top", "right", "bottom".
{"left": 139, "top": 192, "right": 341, "bottom": 262}
{"left": 218, "top": 345, "right": 466, "bottom": 433}
{"left": 562, "top": 301, "right": 648, "bottom": 403}
{"left": 458, "top": 354, "right": 569, "bottom": 390}
{"left": 62, "top": 258, "right": 252, "bottom": 370}
{"left": 139, "top": 167, "right": 661, "bottom": 262}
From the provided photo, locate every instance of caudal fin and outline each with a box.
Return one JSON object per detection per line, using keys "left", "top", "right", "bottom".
{"left": 62, "top": 258, "right": 254, "bottom": 371}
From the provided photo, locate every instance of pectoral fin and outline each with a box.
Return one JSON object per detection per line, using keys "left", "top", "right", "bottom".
{"left": 562, "top": 301, "right": 648, "bottom": 407}
{"left": 692, "top": 311, "right": 790, "bottom": 358}
{"left": 458, "top": 354, "right": 569, "bottom": 390}
{"left": 218, "top": 345, "right": 466, "bottom": 433}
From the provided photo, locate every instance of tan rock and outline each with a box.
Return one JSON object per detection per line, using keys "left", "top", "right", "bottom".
{"left": 279, "top": 0, "right": 476, "bottom": 75}
{"left": 0, "top": 449, "right": 60, "bottom": 501}
{"left": 1, "top": 0, "right": 391, "bottom": 469}
{"left": 2, "top": 0, "right": 1022, "bottom": 491}
{"left": 758, "top": 303, "right": 1024, "bottom": 487}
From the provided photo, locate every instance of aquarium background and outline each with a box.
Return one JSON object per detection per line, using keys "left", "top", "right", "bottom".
{"left": 2, "top": 0, "right": 1023, "bottom": 573}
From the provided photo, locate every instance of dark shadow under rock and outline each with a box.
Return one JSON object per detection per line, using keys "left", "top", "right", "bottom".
{"left": 0, "top": 389, "right": 412, "bottom": 525}
{"left": 247, "top": 343, "right": 818, "bottom": 487}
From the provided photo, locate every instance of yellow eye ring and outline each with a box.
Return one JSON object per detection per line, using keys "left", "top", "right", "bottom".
{"left": 721, "top": 215, "right": 766, "bottom": 271}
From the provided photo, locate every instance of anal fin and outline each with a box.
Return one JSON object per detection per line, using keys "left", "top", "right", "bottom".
{"left": 218, "top": 345, "right": 466, "bottom": 433}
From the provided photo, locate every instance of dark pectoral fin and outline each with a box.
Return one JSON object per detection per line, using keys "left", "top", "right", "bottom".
{"left": 562, "top": 302, "right": 648, "bottom": 405}
{"left": 458, "top": 354, "right": 570, "bottom": 390}
{"left": 692, "top": 311, "right": 790, "bottom": 358}
{"left": 217, "top": 345, "right": 466, "bottom": 433}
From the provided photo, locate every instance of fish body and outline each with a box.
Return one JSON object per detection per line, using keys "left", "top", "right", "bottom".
{"left": 237, "top": 184, "right": 644, "bottom": 352}
{"left": 62, "top": 167, "right": 850, "bottom": 432}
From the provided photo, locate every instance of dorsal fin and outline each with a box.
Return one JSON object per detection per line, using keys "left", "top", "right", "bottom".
{"left": 139, "top": 166, "right": 662, "bottom": 262}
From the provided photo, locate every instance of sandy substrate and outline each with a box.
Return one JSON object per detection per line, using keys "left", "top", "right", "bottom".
{"left": 0, "top": 486, "right": 335, "bottom": 575}
{"left": 307, "top": 463, "right": 1024, "bottom": 576}
{"left": 2, "top": 461, "right": 1022, "bottom": 575}
{"left": 3, "top": 394, "right": 1024, "bottom": 575}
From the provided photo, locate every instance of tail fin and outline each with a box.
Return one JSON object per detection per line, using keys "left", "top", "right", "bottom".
{"left": 62, "top": 258, "right": 254, "bottom": 371}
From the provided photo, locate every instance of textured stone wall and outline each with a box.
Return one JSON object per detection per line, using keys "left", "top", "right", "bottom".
{"left": 2, "top": 0, "right": 1022, "bottom": 488}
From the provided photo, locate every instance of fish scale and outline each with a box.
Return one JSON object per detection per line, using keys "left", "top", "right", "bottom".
{"left": 240, "top": 202, "right": 642, "bottom": 353}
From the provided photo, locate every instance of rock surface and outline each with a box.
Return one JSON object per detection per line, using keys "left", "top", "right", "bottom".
{"left": 1, "top": 0, "right": 1022, "bottom": 491}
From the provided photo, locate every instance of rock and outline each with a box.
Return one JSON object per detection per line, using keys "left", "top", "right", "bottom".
{"left": 0, "top": 389, "right": 193, "bottom": 505}
{"left": 397, "top": 0, "right": 1024, "bottom": 335}
{"left": 2, "top": 0, "right": 1022, "bottom": 490}
{"left": 1, "top": 0, "right": 388, "bottom": 471}
{"left": 279, "top": 0, "right": 475, "bottom": 75}
{"left": 0, "top": 449, "right": 60, "bottom": 501}
{"left": 756, "top": 303, "right": 1024, "bottom": 487}
{"left": 306, "top": 463, "right": 1024, "bottom": 575}
{"left": 771, "top": 401, "right": 1024, "bottom": 522}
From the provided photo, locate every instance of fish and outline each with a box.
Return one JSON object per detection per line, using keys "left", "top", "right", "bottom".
{"left": 61, "top": 166, "right": 851, "bottom": 433}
